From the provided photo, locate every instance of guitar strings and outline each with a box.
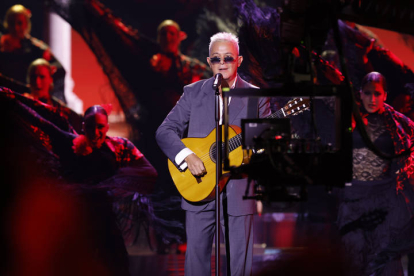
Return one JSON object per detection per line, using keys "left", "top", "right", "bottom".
{"left": 196, "top": 135, "right": 242, "bottom": 163}
{"left": 188, "top": 100, "right": 306, "bottom": 163}
{"left": 195, "top": 110, "right": 281, "bottom": 162}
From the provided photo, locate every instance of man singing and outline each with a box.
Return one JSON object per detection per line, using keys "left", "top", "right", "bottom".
{"left": 156, "top": 32, "right": 270, "bottom": 275}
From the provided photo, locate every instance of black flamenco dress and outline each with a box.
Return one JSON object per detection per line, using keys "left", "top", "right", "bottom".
{"left": 0, "top": 87, "right": 158, "bottom": 275}
{"left": 337, "top": 112, "right": 413, "bottom": 275}
{"left": 46, "top": 131, "right": 158, "bottom": 276}
{"left": 54, "top": 137, "right": 131, "bottom": 276}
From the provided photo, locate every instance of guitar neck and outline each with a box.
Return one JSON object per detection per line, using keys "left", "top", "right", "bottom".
{"left": 267, "top": 108, "right": 286, "bottom": 119}
{"left": 227, "top": 108, "right": 286, "bottom": 152}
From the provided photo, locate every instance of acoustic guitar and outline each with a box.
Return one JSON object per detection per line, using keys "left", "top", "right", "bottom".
{"left": 168, "top": 98, "right": 310, "bottom": 202}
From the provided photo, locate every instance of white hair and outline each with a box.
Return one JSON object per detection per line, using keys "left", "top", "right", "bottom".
{"left": 209, "top": 32, "right": 239, "bottom": 55}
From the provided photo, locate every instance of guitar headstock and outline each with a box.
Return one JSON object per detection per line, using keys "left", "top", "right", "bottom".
{"left": 283, "top": 98, "right": 310, "bottom": 116}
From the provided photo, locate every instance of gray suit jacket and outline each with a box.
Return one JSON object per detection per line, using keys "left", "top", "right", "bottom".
{"left": 156, "top": 75, "right": 271, "bottom": 215}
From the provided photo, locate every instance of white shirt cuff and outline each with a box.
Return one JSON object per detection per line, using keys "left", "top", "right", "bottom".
{"left": 175, "top": 148, "right": 194, "bottom": 170}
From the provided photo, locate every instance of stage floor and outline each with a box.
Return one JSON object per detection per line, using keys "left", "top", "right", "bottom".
{"left": 126, "top": 189, "right": 410, "bottom": 275}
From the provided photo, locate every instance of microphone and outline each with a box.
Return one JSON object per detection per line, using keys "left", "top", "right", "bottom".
{"left": 212, "top": 73, "right": 223, "bottom": 90}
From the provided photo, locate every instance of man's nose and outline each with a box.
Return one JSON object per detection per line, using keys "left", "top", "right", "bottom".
{"left": 36, "top": 78, "right": 42, "bottom": 87}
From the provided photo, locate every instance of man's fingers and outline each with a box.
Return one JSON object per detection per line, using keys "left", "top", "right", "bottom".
{"left": 189, "top": 164, "right": 206, "bottom": 176}
{"left": 185, "top": 154, "right": 207, "bottom": 176}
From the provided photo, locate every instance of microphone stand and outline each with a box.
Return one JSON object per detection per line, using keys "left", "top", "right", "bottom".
{"left": 214, "top": 84, "right": 222, "bottom": 276}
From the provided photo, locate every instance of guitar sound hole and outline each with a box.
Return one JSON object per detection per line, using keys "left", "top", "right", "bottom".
{"left": 209, "top": 142, "right": 226, "bottom": 164}
{"left": 210, "top": 142, "right": 217, "bottom": 163}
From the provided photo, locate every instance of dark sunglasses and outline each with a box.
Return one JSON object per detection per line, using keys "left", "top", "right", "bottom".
{"left": 209, "top": 56, "right": 236, "bottom": 65}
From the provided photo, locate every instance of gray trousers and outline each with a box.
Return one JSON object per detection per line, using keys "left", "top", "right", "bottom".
{"left": 184, "top": 208, "right": 253, "bottom": 276}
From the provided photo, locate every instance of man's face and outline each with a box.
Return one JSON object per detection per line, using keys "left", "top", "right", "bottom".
{"left": 360, "top": 82, "right": 387, "bottom": 113}
{"left": 207, "top": 41, "right": 242, "bottom": 85}
{"left": 29, "top": 65, "right": 53, "bottom": 100}
{"left": 158, "top": 25, "right": 181, "bottom": 54}
{"left": 9, "top": 13, "right": 29, "bottom": 39}
{"left": 83, "top": 113, "right": 109, "bottom": 148}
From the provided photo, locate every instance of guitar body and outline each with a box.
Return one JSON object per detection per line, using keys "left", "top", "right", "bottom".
{"left": 167, "top": 97, "right": 310, "bottom": 203}
{"left": 168, "top": 126, "right": 244, "bottom": 202}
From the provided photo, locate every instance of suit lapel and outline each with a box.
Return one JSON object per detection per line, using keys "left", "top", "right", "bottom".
{"left": 202, "top": 78, "right": 218, "bottom": 132}
{"left": 229, "top": 76, "right": 248, "bottom": 124}
{"left": 200, "top": 75, "right": 249, "bottom": 126}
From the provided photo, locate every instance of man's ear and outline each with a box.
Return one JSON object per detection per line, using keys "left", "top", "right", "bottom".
{"left": 179, "top": 31, "right": 187, "bottom": 42}
{"left": 237, "top": 56, "right": 243, "bottom": 67}
{"left": 207, "top": 57, "right": 211, "bottom": 68}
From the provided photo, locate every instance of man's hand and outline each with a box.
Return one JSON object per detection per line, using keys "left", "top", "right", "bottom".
{"left": 185, "top": 153, "right": 206, "bottom": 176}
